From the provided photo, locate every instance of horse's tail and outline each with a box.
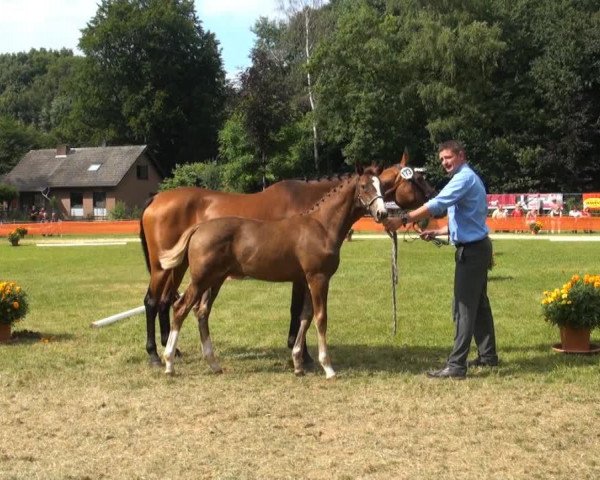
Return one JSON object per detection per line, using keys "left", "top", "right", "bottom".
{"left": 139, "top": 196, "right": 154, "bottom": 273}
{"left": 159, "top": 223, "right": 202, "bottom": 270}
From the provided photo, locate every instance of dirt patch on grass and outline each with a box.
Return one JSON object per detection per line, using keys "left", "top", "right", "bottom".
{"left": 1, "top": 371, "right": 599, "bottom": 479}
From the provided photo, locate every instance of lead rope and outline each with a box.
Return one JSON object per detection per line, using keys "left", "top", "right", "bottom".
{"left": 387, "top": 229, "right": 399, "bottom": 336}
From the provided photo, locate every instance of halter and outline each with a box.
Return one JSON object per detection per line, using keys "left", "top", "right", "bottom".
{"left": 359, "top": 192, "right": 384, "bottom": 210}
{"left": 387, "top": 164, "right": 436, "bottom": 201}
{"left": 357, "top": 175, "right": 384, "bottom": 210}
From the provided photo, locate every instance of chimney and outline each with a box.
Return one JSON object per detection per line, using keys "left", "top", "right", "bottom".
{"left": 55, "top": 145, "right": 70, "bottom": 158}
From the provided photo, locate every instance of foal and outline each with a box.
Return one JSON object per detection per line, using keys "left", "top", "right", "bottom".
{"left": 159, "top": 167, "right": 388, "bottom": 378}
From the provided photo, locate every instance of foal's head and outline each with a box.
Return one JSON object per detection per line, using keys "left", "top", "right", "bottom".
{"left": 379, "top": 150, "right": 436, "bottom": 210}
{"left": 356, "top": 165, "right": 388, "bottom": 223}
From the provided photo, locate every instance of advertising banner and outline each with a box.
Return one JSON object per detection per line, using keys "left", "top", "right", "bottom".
{"left": 583, "top": 193, "right": 600, "bottom": 210}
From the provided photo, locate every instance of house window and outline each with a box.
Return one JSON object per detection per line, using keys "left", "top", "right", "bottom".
{"left": 93, "top": 192, "right": 107, "bottom": 218}
{"left": 70, "top": 192, "right": 84, "bottom": 218}
{"left": 88, "top": 163, "right": 102, "bottom": 171}
{"left": 137, "top": 165, "right": 149, "bottom": 180}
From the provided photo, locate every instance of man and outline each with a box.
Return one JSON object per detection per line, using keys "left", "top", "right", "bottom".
{"left": 385, "top": 140, "right": 498, "bottom": 379}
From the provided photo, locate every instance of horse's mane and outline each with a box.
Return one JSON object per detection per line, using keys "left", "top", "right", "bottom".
{"left": 300, "top": 174, "right": 358, "bottom": 215}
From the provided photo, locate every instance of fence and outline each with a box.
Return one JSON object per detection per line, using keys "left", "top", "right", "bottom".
{"left": 1, "top": 216, "right": 599, "bottom": 238}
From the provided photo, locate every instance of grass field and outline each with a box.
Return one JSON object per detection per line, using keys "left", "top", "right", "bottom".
{"left": 1, "top": 235, "right": 599, "bottom": 479}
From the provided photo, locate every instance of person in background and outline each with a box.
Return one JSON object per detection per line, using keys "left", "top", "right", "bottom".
{"left": 30, "top": 205, "right": 38, "bottom": 222}
{"left": 384, "top": 139, "right": 498, "bottom": 379}
{"left": 512, "top": 202, "right": 524, "bottom": 232}
{"left": 549, "top": 200, "right": 562, "bottom": 234}
{"left": 491, "top": 204, "right": 504, "bottom": 219}
{"left": 525, "top": 206, "right": 537, "bottom": 233}
{"left": 582, "top": 206, "right": 592, "bottom": 233}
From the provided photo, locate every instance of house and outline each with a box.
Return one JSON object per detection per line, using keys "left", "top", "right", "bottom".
{"left": 2, "top": 145, "right": 163, "bottom": 219}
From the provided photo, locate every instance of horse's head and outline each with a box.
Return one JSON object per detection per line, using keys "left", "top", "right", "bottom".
{"left": 356, "top": 165, "right": 388, "bottom": 223}
{"left": 379, "top": 150, "right": 437, "bottom": 210}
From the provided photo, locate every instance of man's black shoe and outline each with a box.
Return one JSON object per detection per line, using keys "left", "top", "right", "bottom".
{"left": 426, "top": 366, "right": 466, "bottom": 379}
{"left": 467, "top": 357, "right": 498, "bottom": 368}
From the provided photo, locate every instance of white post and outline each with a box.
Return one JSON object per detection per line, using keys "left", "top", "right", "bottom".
{"left": 91, "top": 306, "right": 145, "bottom": 328}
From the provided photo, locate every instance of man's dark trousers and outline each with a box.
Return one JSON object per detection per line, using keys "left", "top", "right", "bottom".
{"left": 447, "top": 237, "right": 498, "bottom": 373}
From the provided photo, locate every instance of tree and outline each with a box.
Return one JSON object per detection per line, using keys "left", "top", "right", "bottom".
{"left": 159, "top": 162, "right": 222, "bottom": 191}
{"left": 277, "top": 0, "right": 329, "bottom": 170}
{"left": 0, "top": 116, "right": 51, "bottom": 175}
{"left": 73, "top": 0, "right": 226, "bottom": 173}
{"left": 239, "top": 46, "right": 294, "bottom": 189}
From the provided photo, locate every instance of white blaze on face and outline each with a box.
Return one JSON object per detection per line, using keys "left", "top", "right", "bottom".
{"left": 369, "top": 176, "right": 387, "bottom": 221}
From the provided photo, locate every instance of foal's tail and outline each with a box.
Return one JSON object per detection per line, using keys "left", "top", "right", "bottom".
{"left": 159, "top": 223, "right": 202, "bottom": 270}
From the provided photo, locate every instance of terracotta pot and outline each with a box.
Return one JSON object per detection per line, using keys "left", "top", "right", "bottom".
{"left": 559, "top": 325, "right": 591, "bottom": 352}
{"left": 0, "top": 323, "right": 11, "bottom": 343}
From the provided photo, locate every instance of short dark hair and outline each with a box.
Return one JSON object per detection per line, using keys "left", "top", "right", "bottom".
{"left": 438, "top": 140, "right": 465, "bottom": 155}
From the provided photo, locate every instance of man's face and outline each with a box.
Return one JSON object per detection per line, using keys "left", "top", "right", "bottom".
{"left": 439, "top": 148, "right": 465, "bottom": 175}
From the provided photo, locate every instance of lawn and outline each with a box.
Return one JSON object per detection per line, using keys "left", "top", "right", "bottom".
{"left": 1, "top": 235, "right": 599, "bottom": 479}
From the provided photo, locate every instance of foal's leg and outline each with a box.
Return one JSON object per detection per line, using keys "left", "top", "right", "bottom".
{"left": 159, "top": 263, "right": 188, "bottom": 358}
{"left": 288, "top": 281, "right": 314, "bottom": 365}
{"left": 194, "top": 282, "right": 224, "bottom": 374}
{"left": 163, "top": 285, "right": 202, "bottom": 375}
{"left": 307, "top": 274, "right": 335, "bottom": 379}
{"left": 291, "top": 286, "right": 313, "bottom": 376}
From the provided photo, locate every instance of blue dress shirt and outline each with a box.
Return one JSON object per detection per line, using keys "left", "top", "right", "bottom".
{"left": 425, "top": 163, "right": 489, "bottom": 245}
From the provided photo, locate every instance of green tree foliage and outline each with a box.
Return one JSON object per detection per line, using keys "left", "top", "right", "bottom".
{"left": 0, "top": 183, "right": 18, "bottom": 203}
{"left": 159, "top": 161, "right": 222, "bottom": 191}
{"left": 0, "top": 49, "right": 79, "bottom": 132}
{"left": 72, "top": 0, "right": 226, "bottom": 173}
{"left": 312, "top": 0, "right": 600, "bottom": 192}
{"left": 0, "top": 116, "right": 52, "bottom": 174}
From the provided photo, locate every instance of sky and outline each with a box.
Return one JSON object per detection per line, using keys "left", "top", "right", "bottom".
{"left": 0, "top": 0, "right": 281, "bottom": 79}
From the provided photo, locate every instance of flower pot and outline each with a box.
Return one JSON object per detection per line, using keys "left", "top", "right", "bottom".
{"left": 0, "top": 323, "right": 11, "bottom": 343}
{"left": 559, "top": 325, "right": 591, "bottom": 352}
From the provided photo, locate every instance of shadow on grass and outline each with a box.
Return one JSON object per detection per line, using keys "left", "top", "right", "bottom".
{"left": 7, "top": 329, "right": 74, "bottom": 345}
{"left": 489, "top": 275, "right": 514, "bottom": 281}
{"left": 216, "top": 342, "right": 600, "bottom": 377}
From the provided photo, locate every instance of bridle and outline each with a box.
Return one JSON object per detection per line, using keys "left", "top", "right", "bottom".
{"left": 385, "top": 163, "right": 437, "bottom": 202}
{"left": 357, "top": 176, "right": 384, "bottom": 210}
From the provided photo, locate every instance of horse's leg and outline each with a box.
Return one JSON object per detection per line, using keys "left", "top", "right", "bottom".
{"left": 289, "top": 281, "right": 314, "bottom": 366}
{"left": 307, "top": 274, "right": 335, "bottom": 379}
{"left": 159, "top": 262, "right": 188, "bottom": 358}
{"left": 194, "top": 282, "right": 224, "bottom": 374}
{"left": 163, "top": 285, "right": 201, "bottom": 375}
{"left": 144, "top": 287, "right": 161, "bottom": 366}
{"left": 291, "top": 286, "right": 313, "bottom": 376}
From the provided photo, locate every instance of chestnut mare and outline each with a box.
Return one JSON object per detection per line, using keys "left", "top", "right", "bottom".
{"left": 140, "top": 152, "right": 435, "bottom": 365}
{"left": 159, "top": 167, "right": 388, "bottom": 378}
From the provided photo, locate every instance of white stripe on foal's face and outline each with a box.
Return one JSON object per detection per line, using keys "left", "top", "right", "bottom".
{"left": 369, "top": 176, "right": 387, "bottom": 222}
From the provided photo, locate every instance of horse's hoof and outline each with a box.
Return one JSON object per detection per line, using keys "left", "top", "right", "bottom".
{"left": 302, "top": 351, "right": 315, "bottom": 366}
{"left": 294, "top": 369, "right": 305, "bottom": 377}
{"left": 148, "top": 354, "right": 163, "bottom": 367}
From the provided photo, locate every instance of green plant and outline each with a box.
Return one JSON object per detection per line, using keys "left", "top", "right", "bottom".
{"left": 15, "top": 227, "right": 27, "bottom": 237}
{"left": 542, "top": 274, "right": 600, "bottom": 330}
{"left": 7, "top": 230, "right": 21, "bottom": 244}
{"left": 0, "top": 280, "right": 29, "bottom": 325}
{"left": 529, "top": 220, "right": 543, "bottom": 233}
{"left": 108, "top": 200, "right": 128, "bottom": 220}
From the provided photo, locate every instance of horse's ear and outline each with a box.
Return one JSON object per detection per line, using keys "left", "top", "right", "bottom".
{"left": 355, "top": 163, "right": 364, "bottom": 175}
{"left": 375, "top": 164, "right": 383, "bottom": 175}
{"left": 399, "top": 148, "right": 409, "bottom": 167}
